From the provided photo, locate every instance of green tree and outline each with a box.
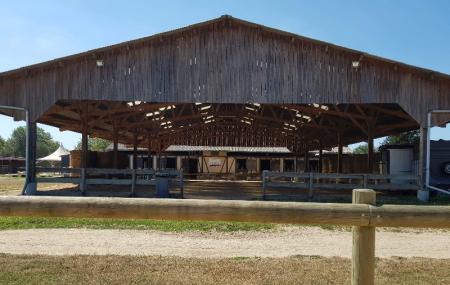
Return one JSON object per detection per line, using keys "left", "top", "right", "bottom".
{"left": 380, "top": 130, "right": 419, "bottom": 146}
{"left": 1, "top": 126, "right": 59, "bottom": 158}
{"left": 75, "top": 137, "right": 111, "bottom": 152}
{"left": 353, "top": 143, "right": 368, "bottom": 154}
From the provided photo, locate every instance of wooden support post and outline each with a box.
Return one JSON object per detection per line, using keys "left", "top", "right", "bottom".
{"left": 318, "top": 143, "right": 323, "bottom": 174}
{"left": 176, "top": 156, "right": 182, "bottom": 170}
{"left": 24, "top": 121, "right": 37, "bottom": 195}
{"left": 132, "top": 132, "right": 138, "bottom": 170}
{"left": 304, "top": 150, "right": 309, "bottom": 172}
{"left": 112, "top": 127, "right": 118, "bottom": 169}
{"left": 417, "top": 127, "right": 429, "bottom": 201}
{"left": 367, "top": 131, "right": 374, "bottom": 173}
{"left": 337, "top": 132, "right": 343, "bottom": 173}
{"left": 352, "top": 189, "right": 376, "bottom": 285}
{"left": 179, "top": 169, "right": 184, "bottom": 199}
{"left": 147, "top": 138, "right": 152, "bottom": 169}
{"left": 308, "top": 172, "right": 314, "bottom": 199}
{"left": 131, "top": 169, "right": 136, "bottom": 197}
{"left": 80, "top": 168, "right": 86, "bottom": 194}
{"left": 262, "top": 170, "right": 267, "bottom": 200}
{"left": 153, "top": 155, "right": 158, "bottom": 170}
{"left": 81, "top": 121, "right": 88, "bottom": 169}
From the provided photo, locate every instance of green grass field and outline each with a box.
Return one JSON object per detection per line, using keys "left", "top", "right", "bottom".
{"left": 0, "top": 216, "right": 275, "bottom": 232}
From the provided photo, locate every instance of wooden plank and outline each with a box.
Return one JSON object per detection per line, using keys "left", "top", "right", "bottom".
{"left": 85, "top": 179, "right": 132, "bottom": 185}
{"left": 368, "top": 184, "right": 420, "bottom": 190}
{"left": 266, "top": 182, "right": 309, "bottom": 190}
{"left": 0, "top": 196, "right": 449, "bottom": 228}
{"left": 36, "top": 167, "right": 81, "bottom": 174}
{"left": 265, "top": 171, "right": 309, "bottom": 179}
{"left": 366, "top": 174, "right": 418, "bottom": 180}
{"left": 36, "top": 177, "right": 80, "bottom": 184}
{"left": 135, "top": 180, "right": 156, "bottom": 186}
{"left": 86, "top": 168, "right": 133, "bottom": 175}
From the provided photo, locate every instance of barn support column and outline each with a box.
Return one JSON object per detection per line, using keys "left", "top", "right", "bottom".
{"left": 337, "top": 132, "right": 343, "bottom": 173}
{"left": 112, "top": 127, "right": 119, "bottom": 169}
{"left": 304, "top": 149, "right": 309, "bottom": 172}
{"left": 153, "top": 155, "right": 158, "bottom": 170}
{"left": 177, "top": 156, "right": 182, "bottom": 170}
{"left": 132, "top": 132, "right": 138, "bottom": 170}
{"left": 79, "top": 113, "right": 88, "bottom": 194}
{"left": 24, "top": 121, "right": 37, "bottom": 195}
{"left": 318, "top": 141, "right": 323, "bottom": 173}
{"left": 147, "top": 138, "right": 152, "bottom": 169}
{"left": 417, "top": 126, "right": 430, "bottom": 202}
{"left": 367, "top": 130, "right": 374, "bottom": 173}
{"left": 81, "top": 121, "right": 88, "bottom": 169}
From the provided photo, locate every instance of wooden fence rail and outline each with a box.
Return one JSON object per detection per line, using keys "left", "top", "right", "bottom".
{"left": 35, "top": 167, "right": 184, "bottom": 198}
{"left": 0, "top": 191, "right": 449, "bottom": 285}
{"left": 262, "top": 171, "right": 420, "bottom": 199}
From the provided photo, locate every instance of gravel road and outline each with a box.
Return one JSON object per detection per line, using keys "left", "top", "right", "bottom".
{"left": 0, "top": 227, "right": 448, "bottom": 258}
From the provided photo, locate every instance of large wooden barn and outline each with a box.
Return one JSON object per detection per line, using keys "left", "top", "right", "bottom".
{"left": 1, "top": 16, "right": 449, "bottom": 200}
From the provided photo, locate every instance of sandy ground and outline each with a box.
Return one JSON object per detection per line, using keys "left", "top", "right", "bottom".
{"left": 0, "top": 227, "right": 448, "bottom": 258}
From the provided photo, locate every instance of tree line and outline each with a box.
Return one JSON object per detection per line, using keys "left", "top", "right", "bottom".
{"left": 0, "top": 126, "right": 112, "bottom": 158}
{"left": 0, "top": 126, "right": 59, "bottom": 158}
{"left": 353, "top": 130, "right": 419, "bottom": 154}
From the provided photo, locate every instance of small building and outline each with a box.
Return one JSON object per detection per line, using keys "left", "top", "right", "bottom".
{"left": 0, "top": 157, "right": 25, "bottom": 174}
{"left": 84, "top": 144, "right": 384, "bottom": 179}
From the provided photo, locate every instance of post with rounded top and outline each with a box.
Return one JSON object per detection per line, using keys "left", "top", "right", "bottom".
{"left": 352, "top": 189, "right": 376, "bottom": 285}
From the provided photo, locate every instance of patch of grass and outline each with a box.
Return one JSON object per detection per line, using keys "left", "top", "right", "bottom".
{"left": 231, "top": 256, "right": 252, "bottom": 261}
{"left": 0, "top": 216, "right": 275, "bottom": 232}
{"left": 0, "top": 254, "right": 448, "bottom": 285}
{"left": 376, "top": 194, "right": 450, "bottom": 206}
{"left": 0, "top": 176, "right": 25, "bottom": 195}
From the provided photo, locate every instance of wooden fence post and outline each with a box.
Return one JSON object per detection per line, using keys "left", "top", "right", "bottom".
{"left": 352, "top": 189, "right": 376, "bottom": 285}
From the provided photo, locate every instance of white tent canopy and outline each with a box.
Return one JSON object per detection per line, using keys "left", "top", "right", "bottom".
{"left": 38, "top": 145, "right": 70, "bottom": 161}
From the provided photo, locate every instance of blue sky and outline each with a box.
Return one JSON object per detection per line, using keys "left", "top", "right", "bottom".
{"left": 0, "top": 0, "right": 449, "bottom": 150}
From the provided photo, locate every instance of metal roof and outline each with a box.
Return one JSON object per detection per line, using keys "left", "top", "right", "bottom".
{"left": 105, "top": 143, "right": 147, "bottom": 152}
{"left": 165, "top": 145, "right": 291, "bottom": 153}
{"left": 310, "top": 146, "right": 353, "bottom": 155}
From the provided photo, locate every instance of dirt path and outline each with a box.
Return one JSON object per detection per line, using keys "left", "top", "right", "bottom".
{"left": 0, "top": 227, "right": 448, "bottom": 258}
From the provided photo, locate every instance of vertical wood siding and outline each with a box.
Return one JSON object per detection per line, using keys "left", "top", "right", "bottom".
{"left": 0, "top": 19, "right": 449, "bottom": 124}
